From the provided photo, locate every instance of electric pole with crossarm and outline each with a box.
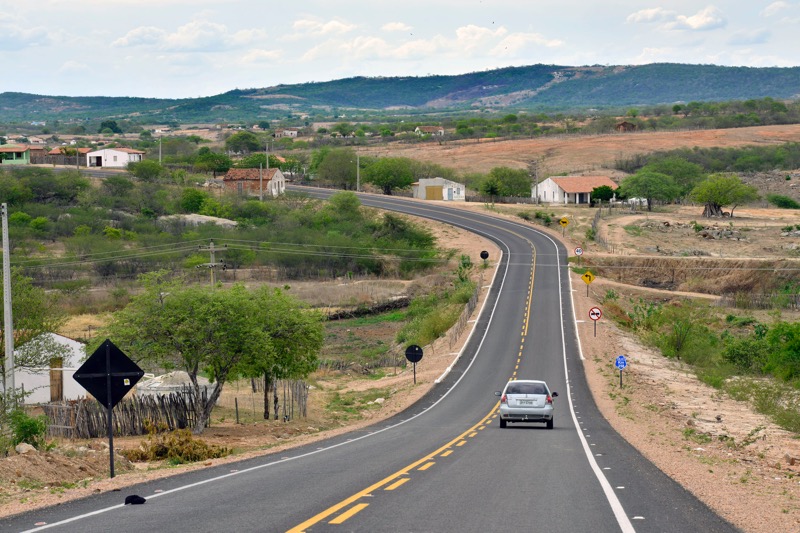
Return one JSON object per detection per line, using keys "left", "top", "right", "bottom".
{"left": 197, "top": 241, "right": 227, "bottom": 286}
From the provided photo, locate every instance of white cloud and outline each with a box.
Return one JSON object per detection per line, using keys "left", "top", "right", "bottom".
{"left": 112, "top": 20, "right": 263, "bottom": 52}
{"left": 454, "top": 24, "right": 508, "bottom": 53}
{"left": 666, "top": 6, "right": 727, "bottom": 31}
{"left": 57, "top": 60, "right": 91, "bottom": 75}
{"left": 382, "top": 22, "right": 412, "bottom": 33}
{"left": 0, "top": 14, "right": 52, "bottom": 50}
{"left": 112, "top": 26, "right": 165, "bottom": 47}
{"left": 628, "top": 6, "right": 727, "bottom": 32}
{"left": 626, "top": 8, "right": 675, "bottom": 24}
{"left": 238, "top": 48, "right": 282, "bottom": 65}
{"left": 760, "top": 1, "right": 790, "bottom": 17}
{"left": 728, "top": 29, "right": 771, "bottom": 46}
{"left": 293, "top": 18, "right": 356, "bottom": 36}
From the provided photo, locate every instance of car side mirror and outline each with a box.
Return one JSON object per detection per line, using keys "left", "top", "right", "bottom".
{"left": 551, "top": 391, "right": 559, "bottom": 397}
{"left": 494, "top": 391, "right": 501, "bottom": 396}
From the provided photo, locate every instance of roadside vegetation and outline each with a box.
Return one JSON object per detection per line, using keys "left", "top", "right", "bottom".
{"left": 599, "top": 289, "right": 800, "bottom": 433}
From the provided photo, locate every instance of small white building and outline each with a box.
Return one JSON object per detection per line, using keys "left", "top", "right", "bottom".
{"left": 5, "top": 333, "right": 87, "bottom": 404}
{"left": 534, "top": 175, "right": 618, "bottom": 205}
{"left": 86, "top": 147, "right": 145, "bottom": 168}
{"left": 412, "top": 178, "right": 466, "bottom": 201}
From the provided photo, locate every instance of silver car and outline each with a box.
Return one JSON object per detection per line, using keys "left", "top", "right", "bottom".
{"left": 495, "top": 379, "right": 558, "bottom": 429}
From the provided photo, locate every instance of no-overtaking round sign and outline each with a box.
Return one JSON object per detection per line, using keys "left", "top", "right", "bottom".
{"left": 589, "top": 307, "right": 602, "bottom": 321}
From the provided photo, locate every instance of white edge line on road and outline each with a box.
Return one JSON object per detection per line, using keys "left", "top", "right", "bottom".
{"left": 542, "top": 230, "right": 636, "bottom": 533}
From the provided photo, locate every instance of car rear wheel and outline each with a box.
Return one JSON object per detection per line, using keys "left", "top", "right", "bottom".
{"left": 546, "top": 417, "right": 554, "bottom": 430}
{"left": 499, "top": 418, "right": 507, "bottom": 428}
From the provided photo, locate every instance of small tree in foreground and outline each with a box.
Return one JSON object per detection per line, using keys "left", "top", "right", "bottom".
{"left": 93, "top": 273, "right": 324, "bottom": 433}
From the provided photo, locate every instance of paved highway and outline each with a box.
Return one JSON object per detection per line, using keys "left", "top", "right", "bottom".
{"left": 3, "top": 187, "right": 738, "bottom": 532}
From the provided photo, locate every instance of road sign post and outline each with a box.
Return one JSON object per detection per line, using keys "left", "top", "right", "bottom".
{"left": 74, "top": 339, "right": 144, "bottom": 478}
{"left": 589, "top": 306, "right": 602, "bottom": 337}
{"left": 581, "top": 270, "right": 595, "bottom": 297}
{"left": 615, "top": 355, "right": 628, "bottom": 388}
{"left": 405, "top": 345, "right": 424, "bottom": 384}
{"left": 559, "top": 217, "right": 569, "bottom": 237}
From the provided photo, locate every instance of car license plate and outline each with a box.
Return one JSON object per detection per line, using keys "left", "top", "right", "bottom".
{"left": 518, "top": 399, "right": 534, "bottom": 406}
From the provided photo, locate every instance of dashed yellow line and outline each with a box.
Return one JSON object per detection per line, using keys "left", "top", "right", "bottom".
{"left": 328, "top": 503, "right": 369, "bottom": 524}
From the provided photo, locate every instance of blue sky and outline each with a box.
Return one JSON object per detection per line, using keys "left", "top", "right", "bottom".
{"left": 2, "top": 0, "right": 799, "bottom": 99}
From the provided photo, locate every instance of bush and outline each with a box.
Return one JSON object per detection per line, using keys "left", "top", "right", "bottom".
{"left": 767, "top": 194, "right": 800, "bottom": 209}
{"left": 121, "top": 422, "right": 230, "bottom": 464}
{"left": 9, "top": 409, "right": 49, "bottom": 449}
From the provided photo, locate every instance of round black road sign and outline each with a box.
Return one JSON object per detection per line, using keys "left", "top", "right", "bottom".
{"left": 480, "top": 250, "right": 489, "bottom": 260}
{"left": 405, "top": 344, "right": 424, "bottom": 363}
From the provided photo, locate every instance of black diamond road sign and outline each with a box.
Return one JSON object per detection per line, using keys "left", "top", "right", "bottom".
{"left": 74, "top": 339, "right": 144, "bottom": 408}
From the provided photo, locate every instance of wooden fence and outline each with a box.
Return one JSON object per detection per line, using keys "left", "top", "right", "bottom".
{"left": 43, "top": 387, "right": 206, "bottom": 439}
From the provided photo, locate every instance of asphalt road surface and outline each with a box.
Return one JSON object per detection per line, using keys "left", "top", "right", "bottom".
{"left": 2, "top": 187, "right": 739, "bottom": 533}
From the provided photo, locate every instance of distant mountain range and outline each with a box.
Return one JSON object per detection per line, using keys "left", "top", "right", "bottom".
{"left": 2, "top": 63, "right": 799, "bottom": 124}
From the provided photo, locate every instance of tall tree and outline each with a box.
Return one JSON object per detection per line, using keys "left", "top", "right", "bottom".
{"left": 315, "top": 148, "right": 358, "bottom": 189}
{"left": 93, "top": 273, "right": 323, "bottom": 433}
{"left": 485, "top": 166, "right": 531, "bottom": 197}
{"left": 225, "top": 131, "right": 261, "bottom": 154}
{"left": 619, "top": 171, "right": 681, "bottom": 211}
{"left": 690, "top": 173, "right": 759, "bottom": 218}
{"left": 241, "top": 287, "right": 324, "bottom": 419}
{"left": 642, "top": 157, "right": 705, "bottom": 198}
{"left": 363, "top": 157, "right": 415, "bottom": 195}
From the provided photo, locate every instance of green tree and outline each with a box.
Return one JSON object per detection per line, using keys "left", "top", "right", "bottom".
{"left": 363, "top": 157, "right": 415, "bottom": 195}
{"left": 690, "top": 174, "right": 759, "bottom": 218}
{"left": 619, "top": 171, "right": 681, "bottom": 211}
{"left": 102, "top": 176, "right": 135, "bottom": 198}
{"left": 98, "top": 120, "right": 122, "bottom": 134}
{"left": 485, "top": 167, "right": 531, "bottom": 197}
{"left": 480, "top": 175, "right": 502, "bottom": 203}
{"left": 93, "top": 274, "right": 323, "bottom": 433}
{"left": 194, "top": 148, "right": 232, "bottom": 176}
{"left": 225, "top": 131, "right": 261, "bottom": 154}
{"left": 642, "top": 157, "right": 705, "bottom": 198}
{"left": 240, "top": 287, "right": 324, "bottom": 419}
{"left": 129, "top": 159, "right": 164, "bottom": 182}
{"left": 316, "top": 148, "right": 358, "bottom": 189}
{"left": 590, "top": 185, "right": 615, "bottom": 205}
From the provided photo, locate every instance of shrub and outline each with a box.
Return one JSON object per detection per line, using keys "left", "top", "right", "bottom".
{"left": 767, "top": 194, "right": 800, "bottom": 209}
{"left": 9, "top": 409, "right": 49, "bottom": 449}
{"left": 121, "top": 422, "right": 230, "bottom": 464}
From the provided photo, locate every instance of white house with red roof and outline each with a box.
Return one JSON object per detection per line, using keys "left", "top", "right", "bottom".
{"left": 535, "top": 175, "right": 618, "bottom": 204}
{"left": 86, "top": 147, "right": 145, "bottom": 168}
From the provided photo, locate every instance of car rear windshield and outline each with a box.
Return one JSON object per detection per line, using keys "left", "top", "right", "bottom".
{"left": 506, "top": 383, "right": 547, "bottom": 395}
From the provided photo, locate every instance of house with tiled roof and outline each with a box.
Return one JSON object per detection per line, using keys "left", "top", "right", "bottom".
{"left": 0, "top": 144, "right": 31, "bottom": 165}
{"left": 535, "top": 175, "right": 618, "bottom": 205}
{"left": 414, "top": 126, "right": 445, "bottom": 136}
{"left": 222, "top": 167, "right": 286, "bottom": 197}
{"left": 86, "top": 147, "right": 145, "bottom": 168}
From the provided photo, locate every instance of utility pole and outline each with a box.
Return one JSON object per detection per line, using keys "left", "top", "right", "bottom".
{"left": 197, "top": 241, "right": 227, "bottom": 286}
{"left": 259, "top": 163, "right": 263, "bottom": 201}
{"left": 528, "top": 160, "right": 540, "bottom": 204}
{"left": 159, "top": 134, "right": 162, "bottom": 164}
{"left": 2, "top": 203, "right": 14, "bottom": 398}
{"left": 356, "top": 153, "right": 360, "bottom": 192}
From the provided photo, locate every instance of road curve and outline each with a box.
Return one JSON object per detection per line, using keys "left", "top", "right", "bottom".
{"left": 3, "top": 187, "right": 738, "bottom": 533}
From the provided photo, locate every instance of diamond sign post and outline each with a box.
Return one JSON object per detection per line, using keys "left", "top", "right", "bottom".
{"left": 73, "top": 339, "right": 144, "bottom": 478}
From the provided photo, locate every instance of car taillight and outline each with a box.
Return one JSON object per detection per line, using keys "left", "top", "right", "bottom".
{"left": 546, "top": 396, "right": 553, "bottom": 405}
{"left": 501, "top": 394, "right": 507, "bottom": 404}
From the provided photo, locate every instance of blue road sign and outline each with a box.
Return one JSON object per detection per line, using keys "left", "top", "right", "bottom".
{"left": 615, "top": 355, "right": 627, "bottom": 370}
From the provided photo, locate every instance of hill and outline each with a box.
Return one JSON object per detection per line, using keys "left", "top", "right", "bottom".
{"left": 1, "top": 63, "right": 799, "bottom": 123}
